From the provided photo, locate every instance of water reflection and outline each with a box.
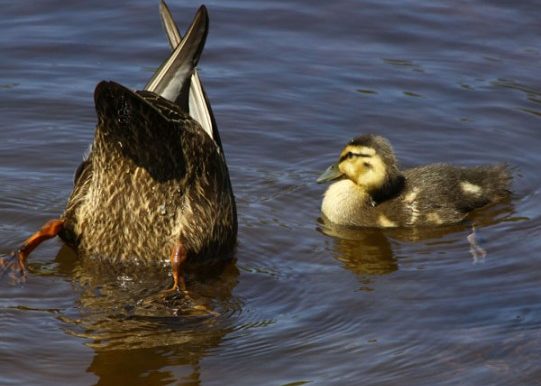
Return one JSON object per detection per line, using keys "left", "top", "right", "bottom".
{"left": 319, "top": 221, "right": 398, "bottom": 275}
{"left": 50, "top": 246, "right": 240, "bottom": 385}
{"left": 87, "top": 346, "right": 205, "bottom": 386}
{"left": 318, "top": 200, "right": 515, "bottom": 276}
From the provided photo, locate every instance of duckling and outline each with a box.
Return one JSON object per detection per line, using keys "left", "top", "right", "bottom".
{"left": 13, "top": 4, "right": 237, "bottom": 293}
{"left": 317, "top": 134, "right": 511, "bottom": 227}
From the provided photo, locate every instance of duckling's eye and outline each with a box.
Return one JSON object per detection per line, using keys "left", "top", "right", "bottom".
{"left": 347, "top": 152, "right": 354, "bottom": 159}
{"left": 363, "top": 162, "right": 372, "bottom": 168}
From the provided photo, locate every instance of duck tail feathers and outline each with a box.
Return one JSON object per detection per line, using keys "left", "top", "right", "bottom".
{"left": 144, "top": 5, "right": 208, "bottom": 106}
{"left": 160, "top": 0, "right": 182, "bottom": 49}
{"left": 153, "top": 2, "right": 219, "bottom": 146}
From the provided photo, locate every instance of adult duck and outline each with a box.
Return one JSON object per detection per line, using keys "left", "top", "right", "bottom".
{"left": 15, "top": 3, "right": 237, "bottom": 294}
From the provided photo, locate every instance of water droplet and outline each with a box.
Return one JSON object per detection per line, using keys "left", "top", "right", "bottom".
{"left": 158, "top": 204, "right": 167, "bottom": 216}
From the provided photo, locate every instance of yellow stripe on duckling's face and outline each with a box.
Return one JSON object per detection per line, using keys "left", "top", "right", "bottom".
{"left": 338, "top": 145, "right": 387, "bottom": 192}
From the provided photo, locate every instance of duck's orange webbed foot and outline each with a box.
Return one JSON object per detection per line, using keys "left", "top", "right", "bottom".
{"left": 16, "top": 219, "right": 64, "bottom": 274}
{"left": 161, "top": 243, "right": 214, "bottom": 314}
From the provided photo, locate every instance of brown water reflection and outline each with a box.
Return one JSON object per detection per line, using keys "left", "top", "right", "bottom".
{"left": 88, "top": 346, "right": 203, "bottom": 386}
{"left": 319, "top": 199, "right": 515, "bottom": 278}
{"left": 319, "top": 224, "right": 398, "bottom": 275}
{"left": 31, "top": 246, "right": 240, "bottom": 385}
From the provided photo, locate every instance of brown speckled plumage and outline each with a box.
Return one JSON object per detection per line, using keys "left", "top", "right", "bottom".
{"left": 61, "top": 82, "right": 236, "bottom": 263}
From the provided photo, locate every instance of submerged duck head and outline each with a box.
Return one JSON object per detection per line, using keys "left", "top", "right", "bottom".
{"left": 317, "top": 134, "right": 402, "bottom": 196}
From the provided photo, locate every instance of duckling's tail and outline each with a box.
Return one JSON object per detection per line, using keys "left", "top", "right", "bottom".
{"left": 462, "top": 164, "right": 512, "bottom": 208}
{"left": 481, "top": 164, "right": 512, "bottom": 197}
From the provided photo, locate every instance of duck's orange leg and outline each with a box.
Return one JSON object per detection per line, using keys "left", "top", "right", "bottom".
{"left": 168, "top": 242, "right": 187, "bottom": 292}
{"left": 163, "top": 243, "right": 214, "bottom": 314}
{"left": 16, "top": 219, "right": 64, "bottom": 273}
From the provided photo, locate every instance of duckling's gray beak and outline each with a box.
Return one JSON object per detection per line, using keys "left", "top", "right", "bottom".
{"left": 317, "top": 162, "right": 343, "bottom": 183}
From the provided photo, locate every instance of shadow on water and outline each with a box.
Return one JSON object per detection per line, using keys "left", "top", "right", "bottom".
{"left": 29, "top": 246, "right": 241, "bottom": 386}
{"left": 317, "top": 199, "right": 516, "bottom": 277}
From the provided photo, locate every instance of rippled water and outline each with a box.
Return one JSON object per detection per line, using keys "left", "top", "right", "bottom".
{"left": 1, "top": 0, "right": 541, "bottom": 385}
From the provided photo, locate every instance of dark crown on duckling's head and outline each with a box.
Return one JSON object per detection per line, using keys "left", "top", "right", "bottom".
{"left": 318, "top": 134, "right": 405, "bottom": 204}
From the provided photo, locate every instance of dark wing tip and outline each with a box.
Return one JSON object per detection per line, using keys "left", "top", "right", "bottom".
{"left": 198, "top": 5, "right": 209, "bottom": 19}
{"left": 192, "top": 5, "right": 209, "bottom": 63}
{"left": 144, "top": 5, "right": 209, "bottom": 100}
{"left": 160, "top": 0, "right": 181, "bottom": 49}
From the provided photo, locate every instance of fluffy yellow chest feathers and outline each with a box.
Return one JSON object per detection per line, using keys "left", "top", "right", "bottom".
{"left": 321, "top": 179, "right": 369, "bottom": 226}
